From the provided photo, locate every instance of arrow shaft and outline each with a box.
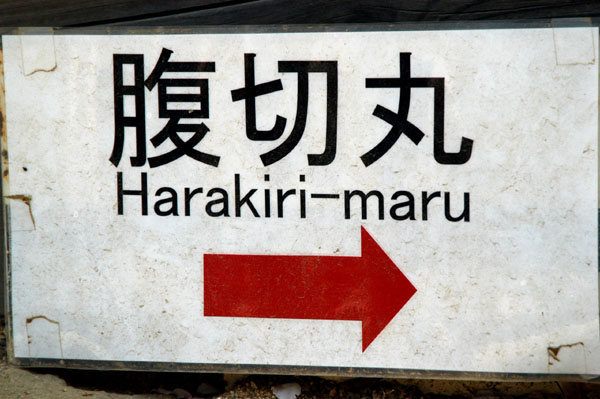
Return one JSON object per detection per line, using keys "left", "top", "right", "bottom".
{"left": 204, "top": 253, "right": 363, "bottom": 321}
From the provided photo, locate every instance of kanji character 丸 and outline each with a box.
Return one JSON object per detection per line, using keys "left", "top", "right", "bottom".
{"left": 363, "top": 52, "right": 473, "bottom": 166}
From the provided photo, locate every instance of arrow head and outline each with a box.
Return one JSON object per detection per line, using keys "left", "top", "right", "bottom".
{"left": 359, "top": 226, "right": 417, "bottom": 351}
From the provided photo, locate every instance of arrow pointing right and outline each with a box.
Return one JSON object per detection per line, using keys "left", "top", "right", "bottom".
{"left": 204, "top": 226, "right": 417, "bottom": 351}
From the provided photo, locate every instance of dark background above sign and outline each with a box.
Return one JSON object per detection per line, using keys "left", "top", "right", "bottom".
{"left": 0, "top": 0, "right": 599, "bottom": 27}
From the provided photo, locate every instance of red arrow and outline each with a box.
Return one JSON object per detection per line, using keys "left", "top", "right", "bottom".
{"left": 204, "top": 226, "right": 416, "bottom": 351}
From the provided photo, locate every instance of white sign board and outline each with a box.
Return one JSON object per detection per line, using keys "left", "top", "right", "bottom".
{"left": 2, "top": 27, "right": 599, "bottom": 377}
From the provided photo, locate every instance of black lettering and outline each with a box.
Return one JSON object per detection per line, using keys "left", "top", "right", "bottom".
{"left": 145, "top": 48, "right": 219, "bottom": 168}
{"left": 154, "top": 187, "right": 178, "bottom": 216}
{"left": 390, "top": 190, "right": 415, "bottom": 220}
{"left": 445, "top": 192, "right": 470, "bottom": 222}
{"left": 364, "top": 52, "right": 472, "bottom": 166}
{"left": 111, "top": 55, "right": 146, "bottom": 167}
{"left": 299, "top": 174, "right": 306, "bottom": 218}
{"left": 300, "top": 189, "right": 306, "bottom": 219}
{"left": 344, "top": 190, "right": 384, "bottom": 220}
{"left": 422, "top": 191, "right": 441, "bottom": 221}
{"left": 264, "top": 189, "right": 271, "bottom": 218}
{"left": 277, "top": 189, "right": 296, "bottom": 218}
{"left": 184, "top": 187, "right": 203, "bottom": 216}
{"left": 117, "top": 172, "right": 148, "bottom": 215}
{"left": 235, "top": 174, "right": 259, "bottom": 217}
{"left": 232, "top": 57, "right": 338, "bottom": 166}
{"left": 264, "top": 174, "right": 271, "bottom": 218}
{"left": 206, "top": 188, "right": 230, "bottom": 217}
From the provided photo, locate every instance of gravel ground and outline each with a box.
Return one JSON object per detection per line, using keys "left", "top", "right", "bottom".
{"left": 1, "top": 315, "right": 599, "bottom": 399}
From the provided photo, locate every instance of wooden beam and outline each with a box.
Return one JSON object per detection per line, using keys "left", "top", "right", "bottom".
{"left": 0, "top": 0, "right": 598, "bottom": 28}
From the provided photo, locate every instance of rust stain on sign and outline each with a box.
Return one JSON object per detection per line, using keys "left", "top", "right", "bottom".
{"left": 0, "top": 42, "right": 8, "bottom": 188}
{"left": 548, "top": 342, "right": 585, "bottom": 362}
{"left": 547, "top": 341, "right": 588, "bottom": 375}
{"left": 4, "top": 194, "right": 35, "bottom": 228}
{"left": 25, "top": 315, "right": 63, "bottom": 358}
{"left": 26, "top": 315, "right": 60, "bottom": 325}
